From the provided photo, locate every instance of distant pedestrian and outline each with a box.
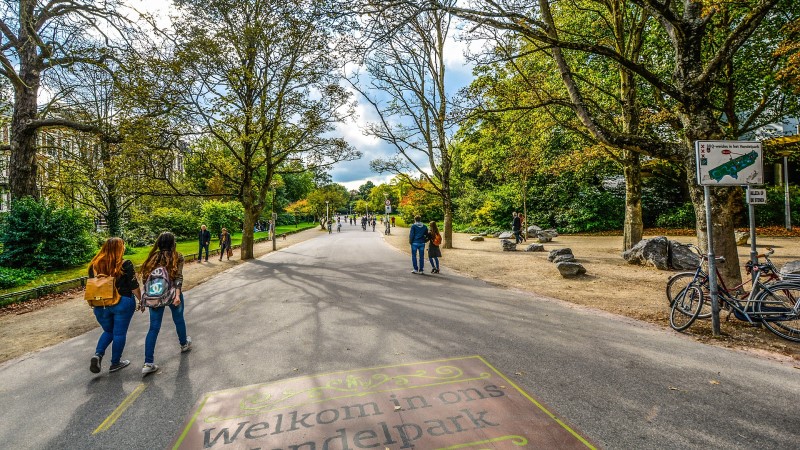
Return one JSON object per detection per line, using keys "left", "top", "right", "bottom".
{"left": 512, "top": 212, "right": 522, "bottom": 244}
{"left": 427, "top": 221, "right": 442, "bottom": 274}
{"left": 139, "top": 232, "right": 191, "bottom": 376}
{"left": 218, "top": 228, "right": 232, "bottom": 261}
{"left": 409, "top": 215, "right": 429, "bottom": 274}
{"left": 519, "top": 213, "right": 528, "bottom": 242}
{"left": 198, "top": 224, "right": 211, "bottom": 262}
{"left": 87, "top": 237, "right": 141, "bottom": 374}
{"left": 391, "top": 216, "right": 395, "bottom": 227}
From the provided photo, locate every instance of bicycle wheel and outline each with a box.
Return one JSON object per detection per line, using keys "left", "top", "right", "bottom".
{"left": 756, "top": 282, "right": 800, "bottom": 342}
{"left": 670, "top": 285, "right": 704, "bottom": 331}
{"left": 666, "top": 272, "right": 712, "bottom": 319}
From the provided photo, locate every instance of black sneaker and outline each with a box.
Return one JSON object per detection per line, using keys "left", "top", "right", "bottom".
{"left": 90, "top": 354, "right": 102, "bottom": 374}
{"left": 109, "top": 360, "right": 130, "bottom": 373}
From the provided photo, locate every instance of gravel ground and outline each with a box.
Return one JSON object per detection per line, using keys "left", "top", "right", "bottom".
{"left": 382, "top": 228, "right": 800, "bottom": 361}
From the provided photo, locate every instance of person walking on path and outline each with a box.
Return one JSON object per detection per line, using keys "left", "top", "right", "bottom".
{"left": 409, "top": 215, "right": 429, "bottom": 274}
{"left": 88, "top": 237, "right": 142, "bottom": 374}
{"left": 218, "top": 228, "right": 232, "bottom": 261}
{"left": 427, "top": 221, "right": 442, "bottom": 274}
{"left": 512, "top": 212, "right": 522, "bottom": 244}
{"left": 139, "top": 232, "right": 191, "bottom": 376}
{"left": 519, "top": 213, "right": 528, "bottom": 242}
{"left": 197, "top": 225, "right": 211, "bottom": 262}
{"left": 391, "top": 216, "right": 395, "bottom": 227}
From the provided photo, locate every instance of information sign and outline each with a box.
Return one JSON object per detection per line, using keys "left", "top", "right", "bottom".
{"left": 385, "top": 205, "right": 392, "bottom": 214}
{"left": 747, "top": 188, "right": 767, "bottom": 205}
{"left": 695, "top": 141, "right": 763, "bottom": 185}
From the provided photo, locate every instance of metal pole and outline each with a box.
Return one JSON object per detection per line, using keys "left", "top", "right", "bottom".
{"left": 748, "top": 191, "right": 757, "bottom": 284}
{"left": 784, "top": 156, "right": 792, "bottom": 231}
{"left": 272, "top": 189, "right": 276, "bottom": 251}
{"left": 704, "top": 185, "right": 721, "bottom": 336}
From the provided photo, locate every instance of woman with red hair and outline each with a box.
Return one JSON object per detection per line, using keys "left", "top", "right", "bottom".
{"left": 88, "top": 237, "right": 141, "bottom": 374}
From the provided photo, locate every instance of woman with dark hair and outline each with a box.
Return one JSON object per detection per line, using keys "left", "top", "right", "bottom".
{"left": 88, "top": 237, "right": 141, "bottom": 373}
{"left": 139, "top": 232, "right": 191, "bottom": 376}
{"left": 427, "top": 221, "right": 442, "bottom": 274}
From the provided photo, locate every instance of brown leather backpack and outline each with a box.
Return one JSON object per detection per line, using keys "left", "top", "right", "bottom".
{"left": 85, "top": 273, "right": 120, "bottom": 307}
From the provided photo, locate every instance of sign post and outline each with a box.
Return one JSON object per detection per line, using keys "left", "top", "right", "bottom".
{"left": 695, "top": 141, "right": 763, "bottom": 336}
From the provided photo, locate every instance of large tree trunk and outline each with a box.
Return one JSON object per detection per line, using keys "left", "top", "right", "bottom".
{"left": 10, "top": 69, "right": 40, "bottom": 200}
{"left": 622, "top": 150, "right": 643, "bottom": 251}
{"left": 106, "top": 189, "right": 121, "bottom": 237}
{"left": 682, "top": 111, "right": 742, "bottom": 284}
{"left": 241, "top": 208, "right": 257, "bottom": 260}
{"left": 443, "top": 196, "right": 453, "bottom": 250}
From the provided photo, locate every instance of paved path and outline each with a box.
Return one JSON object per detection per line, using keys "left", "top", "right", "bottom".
{"left": 0, "top": 225, "right": 797, "bottom": 449}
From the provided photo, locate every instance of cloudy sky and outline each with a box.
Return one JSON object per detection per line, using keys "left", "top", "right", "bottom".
{"left": 135, "top": 0, "right": 477, "bottom": 191}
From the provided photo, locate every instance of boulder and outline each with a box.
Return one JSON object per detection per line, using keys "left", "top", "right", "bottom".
{"left": 622, "top": 236, "right": 670, "bottom": 270}
{"left": 526, "top": 225, "right": 542, "bottom": 238}
{"left": 556, "top": 262, "right": 586, "bottom": 277}
{"left": 470, "top": 236, "right": 484, "bottom": 242}
{"left": 542, "top": 229, "right": 559, "bottom": 238}
{"left": 501, "top": 239, "right": 517, "bottom": 251}
{"left": 735, "top": 231, "right": 749, "bottom": 246}
{"left": 493, "top": 232, "right": 502, "bottom": 238}
{"left": 548, "top": 248, "right": 573, "bottom": 262}
{"left": 669, "top": 241, "right": 699, "bottom": 270}
{"left": 553, "top": 253, "right": 576, "bottom": 264}
{"left": 498, "top": 231, "right": 514, "bottom": 239}
{"left": 525, "top": 244, "right": 545, "bottom": 252}
{"left": 780, "top": 260, "right": 800, "bottom": 276}
{"left": 537, "top": 235, "right": 552, "bottom": 243}
{"left": 479, "top": 232, "right": 488, "bottom": 237}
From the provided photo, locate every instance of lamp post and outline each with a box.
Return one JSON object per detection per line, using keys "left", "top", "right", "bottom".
{"left": 383, "top": 192, "right": 391, "bottom": 235}
{"left": 325, "top": 200, "right": 329, "bottom": 226}
{"left": 776, "top": 149, "right": 793, "bottom": 231}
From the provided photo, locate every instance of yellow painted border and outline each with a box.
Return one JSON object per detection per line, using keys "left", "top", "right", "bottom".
{"left": 172, "top": 355, "right": 596, "bottom": 449}
{"left": 93, "top": 383, "right": 147, "bottom": 435}
{"left": 477, "top": 355, "right": 596, "bottom": 449}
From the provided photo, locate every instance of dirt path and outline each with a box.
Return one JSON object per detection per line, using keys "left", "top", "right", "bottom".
{"left": 383, "top": 229, "right": 800, "bottom": 361}
{"left": 0, "top": 228, "right": 324, "bottom": 363}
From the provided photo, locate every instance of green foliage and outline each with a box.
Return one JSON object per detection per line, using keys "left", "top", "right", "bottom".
{"left": 0, "top": 266, "right": 41, "bottom": 289}
{"left": 755, "top": 185, "right": 800, "bottom": 227}
{"left": 655, "top": 202, "right": 697, "bottom": 228}
{"left": 0, "top": 197, "right": 96, "bottom": 270}
{"left": 201, "top": 200, "right": 244, "bottom": 235}
{"left": 307, "top": 184, "right": 350, "bottom": 222}
{"left": 555, "top": 187, "right": 625, "bottom": 233}
{"left": 122, "top": 225, "right": 158, "bottom": 248}
{"left": 146, "top": 207, "right": 201, "bottom": 240}
{"left": 399, "top": 186, "right": 442, "bottom": 224}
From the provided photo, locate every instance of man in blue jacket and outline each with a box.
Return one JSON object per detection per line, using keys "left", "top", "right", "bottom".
{"left": 409, "top": 215, "right": 429, "bottom": 274}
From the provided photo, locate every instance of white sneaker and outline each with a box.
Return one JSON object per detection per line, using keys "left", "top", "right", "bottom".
{"left": 142, "top": 363, "right": 159, "bottom": 376}
{"left": 180, "top": 336, "right": 192, "bottom": 353}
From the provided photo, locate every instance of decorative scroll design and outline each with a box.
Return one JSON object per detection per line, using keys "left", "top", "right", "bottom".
{"left": 205, "top": 365, "right": 491, "bottom": 422}
{"left": 436, "top": 435, "right": 529, "bottom": 449}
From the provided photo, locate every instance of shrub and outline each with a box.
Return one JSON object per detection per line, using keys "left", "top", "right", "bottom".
{"left": 147, "top": 207, "right": 200, "bottom": 240}
{"left": 0, "top": 266, "right": 40, "bottom": 289}
{"left": 754, "top": 186, "right": 800, "bottom": 227}
{"left": 201, "top": 201, "right": 244, "bottom": 235}
{"left": 655, "top": 202, "right": 697, "bottom": 229}
{"left": 121, "top": 225, "right": 158, "bottom": 248}
{"left": 0, "top": 197, "right": 96, "bottom": 270}
{"left": 556, "top": 188, "right": 625, "bottom": 233}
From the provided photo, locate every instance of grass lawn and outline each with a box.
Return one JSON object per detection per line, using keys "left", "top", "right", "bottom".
{"left": 0, "top": 222, "right": 316, "bottom": 296}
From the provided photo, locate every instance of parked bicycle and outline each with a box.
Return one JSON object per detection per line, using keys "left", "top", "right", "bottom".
{"left": 666, "top": 245, "right": 783, "bottom": 319}
{"left": 667, "top": 244, "right": 800, "bottom": 342}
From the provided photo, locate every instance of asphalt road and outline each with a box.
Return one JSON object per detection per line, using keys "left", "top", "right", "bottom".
{"left": 0, "top": 225, "right": 798, "bottom": 449}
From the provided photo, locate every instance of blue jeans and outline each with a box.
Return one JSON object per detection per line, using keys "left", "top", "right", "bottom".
{"left": 411, "top": 243, "right": 425, "bottom": 271}
{"left": 429, "top": 256, "right": 439, "bottom": 270}
{"left": 198, "top": 243, "right": 209, "bottom": 260}
{"left": 94, "top": 295, "right": 136, "bottom": 365}
{"left": 144, "top": 293, "right": 188, "bottom": 364}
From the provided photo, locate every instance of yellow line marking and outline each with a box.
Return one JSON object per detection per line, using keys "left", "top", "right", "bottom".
{"left": 93, "top": 383, "right": 147, "bottom": 435}
{"left": 478, "top": 355, "right": 597, "bottom": 449}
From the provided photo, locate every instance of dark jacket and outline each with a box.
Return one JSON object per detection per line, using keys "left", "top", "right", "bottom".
{"left": 512, "top": 216, "right": 521, "bottom": 231}
{"left": 199, "top": 229, "right": 211, "bottom": 245}
{"left": 88, "top": 259, "right": 139, "bottom": 298}
{"left": 219, "top": 232, "right": 231, "bottom": 248}
{"left": 409, "top": 222, "right": 428, "bottom": 244}
{"left": 427, "top": 232, "right": 442, "bottom": 258}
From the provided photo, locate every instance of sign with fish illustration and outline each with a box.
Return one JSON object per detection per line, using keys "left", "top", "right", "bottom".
{"left": 695, "top": 141, "right": 763, "bottom": 186}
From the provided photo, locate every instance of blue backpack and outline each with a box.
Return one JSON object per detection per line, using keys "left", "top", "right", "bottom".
{"left": 142, "top": 267, "right": 175, "bottom": 308}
